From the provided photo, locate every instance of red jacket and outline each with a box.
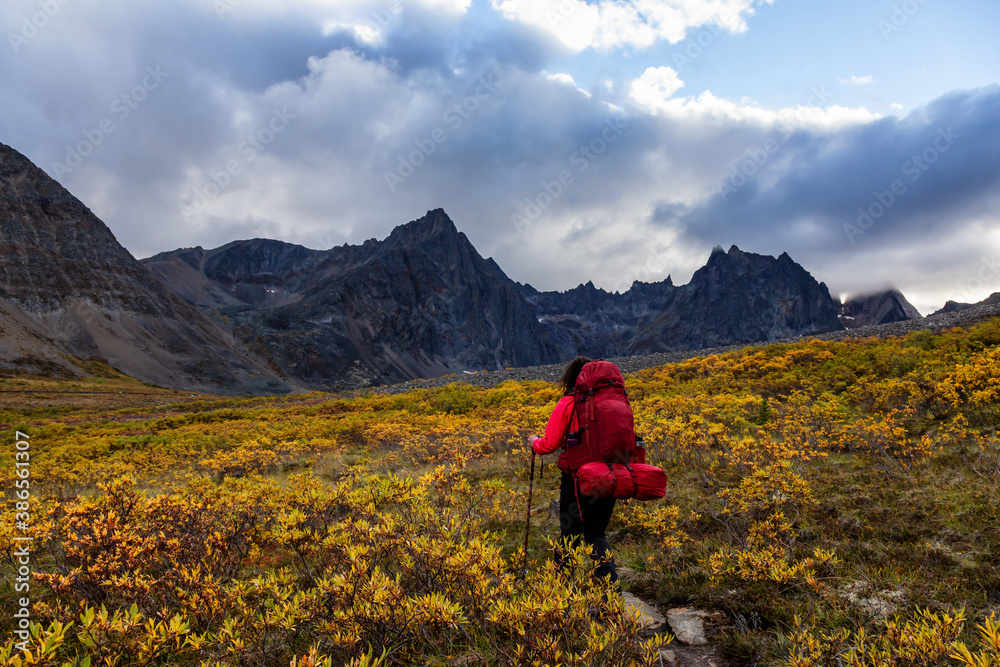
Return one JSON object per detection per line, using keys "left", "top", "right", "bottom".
{"left": 531, "top": 395, "right": 578, "bottom": 472}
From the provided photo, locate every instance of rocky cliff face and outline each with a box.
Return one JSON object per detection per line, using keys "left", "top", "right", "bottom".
{"left": 0, "top": 142, "right": 289, "bottom": 393}
{"left": 0, "top": 144, "right": 168, "bottom": 314}
{"left": 839, "top": 289, "right": 922, "bottom": 328}
{"left": 518, "top": 277, "right": 679, "bottom": 357}
{"left": 636, "top": 246, "right": 844, "bottom": 350}
{"left": 522, "top": 246, "right": 844, "bottom": 357}
{"left": 145, "top": 210, "right": 558, "bottom": 389}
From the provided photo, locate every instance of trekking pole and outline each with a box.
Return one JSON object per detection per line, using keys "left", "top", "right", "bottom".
{"left": 522, "top": 451, "right": 536, "bottom": 577}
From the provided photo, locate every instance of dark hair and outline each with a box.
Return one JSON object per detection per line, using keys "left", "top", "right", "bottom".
{"left": 559, "top": 356, "right": 592, "bottom": 395}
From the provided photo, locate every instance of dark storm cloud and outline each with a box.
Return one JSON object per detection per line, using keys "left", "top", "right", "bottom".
{"left": 0, "top": 2, "right": 339, "bottom": 110}
{"left": 669, "top": 86, "right": 1000, "bottom": 256}
{"left": 340, "top": 3, "right": 557, "bottom": 79}
{"left": 0, "top": 1, "right": 344, "bottom": 192}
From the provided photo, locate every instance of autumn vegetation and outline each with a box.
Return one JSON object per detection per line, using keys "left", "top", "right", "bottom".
{"left": 3, "top": 319, "right": 1000, "bottom": 665}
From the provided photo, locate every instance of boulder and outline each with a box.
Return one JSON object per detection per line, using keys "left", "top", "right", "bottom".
{"left": 666, "top": 607, "right": 709, "bottom": 645}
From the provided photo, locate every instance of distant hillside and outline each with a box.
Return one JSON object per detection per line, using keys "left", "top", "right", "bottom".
{"left": 0, "top": 142, "right": 289, "bottom": 394}
{"left": 934, "top": 292, "right": 1000, "bottom": 315}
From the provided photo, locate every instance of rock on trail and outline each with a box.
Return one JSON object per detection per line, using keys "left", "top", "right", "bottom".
{"left": 623, "top": 592, "right": 667, "bottom": 633}
{"left": 621, "top": 590, "right": 731, "bottom": 666}
{"left": 666, "top": 607, "right": 710, "bottom": 645}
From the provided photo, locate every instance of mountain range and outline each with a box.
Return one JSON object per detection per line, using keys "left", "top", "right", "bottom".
{"left": 0, "top": 142, "right": 936, "bottom": 393}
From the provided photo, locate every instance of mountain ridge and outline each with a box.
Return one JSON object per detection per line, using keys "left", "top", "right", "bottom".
{"left": 933, "top": 292, "right": 1000, "bottom": 315}
{"left": 520, "top": 243, "right": 845, "bottom": 358}
{"left": 144, "top": 212, "right": 852, "bottom": 390}
{"left": 0, "top": 143, "right": 929, "bottom": 394}
{"left": 0, "top": 141, "right": 290, "bottom": 394}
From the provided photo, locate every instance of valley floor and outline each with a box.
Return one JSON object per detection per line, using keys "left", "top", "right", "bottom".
{"left": 2, "top": 317, "right": 1000, "bottom": 666}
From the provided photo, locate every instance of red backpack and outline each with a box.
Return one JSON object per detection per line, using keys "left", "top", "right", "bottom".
{"left": 563, "top": 360, "right": 666, "bottom": 501}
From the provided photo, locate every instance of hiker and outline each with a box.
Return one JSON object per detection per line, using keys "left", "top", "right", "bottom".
{"left": 529, "top": 356, "right": 619, "bottom": 585}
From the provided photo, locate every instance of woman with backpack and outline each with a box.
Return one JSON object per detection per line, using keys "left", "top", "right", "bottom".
{"left": 529, "top": 356, "right": 619, "bottom": 585}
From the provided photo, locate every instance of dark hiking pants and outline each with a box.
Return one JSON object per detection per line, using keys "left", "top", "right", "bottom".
{"left": 556, "top": 471, "right": 618, "bottom": 584}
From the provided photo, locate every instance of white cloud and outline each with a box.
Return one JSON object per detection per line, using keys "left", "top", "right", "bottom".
{"left": 426, "top": 0, "right": 472, "bottom": 11}
{"left": 839, "top": 75, "right": 875, "bottom": 86}
{"left": 630, "top": 68, "right": 879, "bottom": 131}
{"left": 323, "top": 20, "right": 382, "bottom": 44}
{"left": 208, "top": 0, "right": 470, "bottom": 17}
{"left": 543, "top": 71, "right": 591, "bottom": 97}
{"left": 545, "top": 72, "right": 575, "bottom": 86}
{"left": 490, "top": 0, "right": 773, "bottom": 52}
{"left": 208, "top": 0, "right": 468, "bottom": 36}
{"left": 629, "top": 66, "right": 686, "bottom": 107}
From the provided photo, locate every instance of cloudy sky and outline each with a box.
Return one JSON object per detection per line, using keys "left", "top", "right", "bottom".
{"left": 3, "top": 0, "right": 999, "bottom": 314}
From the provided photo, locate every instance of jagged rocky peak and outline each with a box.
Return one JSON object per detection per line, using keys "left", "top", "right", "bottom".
{"left": 159, "top": 246, "right": 207, "bottom": 271}
{"left": 381, "top": 209, "right": 494, "bottom": 276}
{"left": 626, "top": 277, "right": 675, "bottom": 301}
{"left": 707, "top": 244, "right": 744, "bottom": 258}
{"left": 645, "top": 245, "right": 844, "bottom": 348}
{"left": 520, "top": 243, "right": 844, "bottom": 359}
{"left": 697, "top": 243, "right": 801, "bottom": 282}
{"left": 387, "top": 208, "right": 462, "bottom": 245}
{"left": 700, "top": 244, "right": 771, "bottom": 277}
{"left": 839, "top": 289, "right": 922, "bottom": 328}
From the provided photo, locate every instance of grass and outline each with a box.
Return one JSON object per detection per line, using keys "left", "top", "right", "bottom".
{"left": 3, "top": 322, "right": 1000, "bottom": 664}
